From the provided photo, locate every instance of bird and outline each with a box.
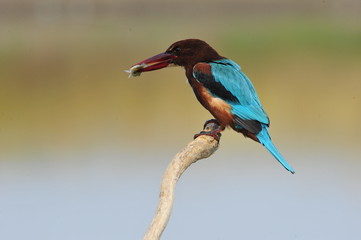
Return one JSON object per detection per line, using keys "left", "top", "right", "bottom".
{"left": 126, "top": 39, "right": 295, "bottom": 174}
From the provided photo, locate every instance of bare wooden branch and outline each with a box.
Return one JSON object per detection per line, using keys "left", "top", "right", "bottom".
{"left": 143, "top": 121, "right": 221, "bottom": 240}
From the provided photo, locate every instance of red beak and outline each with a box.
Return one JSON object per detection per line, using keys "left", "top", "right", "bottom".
{"left": 133, "top": 52, "right": 177, "bottom": 72}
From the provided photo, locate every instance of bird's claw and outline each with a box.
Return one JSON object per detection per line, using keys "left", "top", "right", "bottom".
{"left": 194, "top": 130, "right": 222, "bottom": 141}
{"left": 202, "top": 119, "right": 221, "bottom": 130}
{"left": 194, "top": 119, "right": 223, "bottom": 142}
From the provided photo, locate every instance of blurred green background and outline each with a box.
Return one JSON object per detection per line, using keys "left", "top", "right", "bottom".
{"left": 1, "top": 0, "right": 360, "bottom": 239}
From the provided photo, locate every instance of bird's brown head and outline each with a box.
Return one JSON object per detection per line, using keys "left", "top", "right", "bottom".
{"left": 164, "top": 39, "right": 223, "bottom": 67}
{"left": 126, "top": 39, "right": 223, "bottom": 77}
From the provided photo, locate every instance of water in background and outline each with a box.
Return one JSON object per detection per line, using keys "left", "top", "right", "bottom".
{"left": 1, "top": 1, "right": 361, "bottom": 239}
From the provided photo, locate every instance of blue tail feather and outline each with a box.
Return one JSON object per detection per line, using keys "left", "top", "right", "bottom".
{"left": 257, "top": 125, "right": 295, "bottom": 174}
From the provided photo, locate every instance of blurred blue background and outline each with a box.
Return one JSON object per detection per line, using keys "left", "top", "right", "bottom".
{"left": 1, "top": 0, "right": 360, "bottom": 239}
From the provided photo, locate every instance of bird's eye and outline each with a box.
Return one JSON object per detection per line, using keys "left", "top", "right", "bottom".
{"left": 173, "top": 47, "right": 181, "bottom": 54}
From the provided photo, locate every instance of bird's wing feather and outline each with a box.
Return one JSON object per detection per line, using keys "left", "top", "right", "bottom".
{"left": 193, "top": 59, "right": 269, "bottom": 126}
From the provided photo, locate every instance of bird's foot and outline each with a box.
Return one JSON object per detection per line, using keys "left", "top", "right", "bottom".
{"left": 201, "top": 119, "right": 221, "bottom": 129}
{"left": 194, "top": 119, "right": 224, "bottom": 142}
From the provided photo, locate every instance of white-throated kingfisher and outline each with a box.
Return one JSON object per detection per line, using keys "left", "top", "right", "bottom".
{"left": 126, "top": 39, "right": 295, "bottom": 174}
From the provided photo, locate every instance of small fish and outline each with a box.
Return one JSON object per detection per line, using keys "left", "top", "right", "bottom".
{"left": 124, "top": 63, "right": 147, "bottom": 78}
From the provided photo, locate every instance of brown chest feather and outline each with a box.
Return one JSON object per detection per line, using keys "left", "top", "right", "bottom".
{"left": 191, "top": 80, "right": 234, "bottom": 127}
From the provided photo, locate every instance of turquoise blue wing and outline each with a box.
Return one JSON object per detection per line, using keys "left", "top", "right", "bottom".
{"left": 193, "top": 59, "right": 269, "bottom": 127}
{"left": 193, "top": 59, "right": 295, "bottom": 173}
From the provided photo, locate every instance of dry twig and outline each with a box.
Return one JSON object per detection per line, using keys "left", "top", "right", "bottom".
{"left": 143, "top": 121, "right": 222, "bottom": 240}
